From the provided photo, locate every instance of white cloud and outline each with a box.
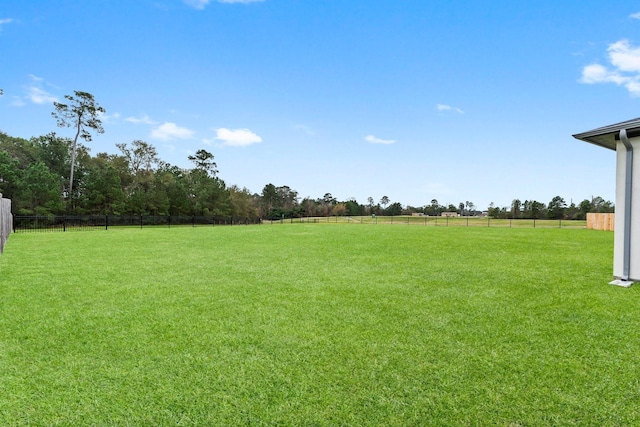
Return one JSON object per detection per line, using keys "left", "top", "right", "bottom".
{"left": 581, "top": 64, "right": 626, "bottom": 85}
{"left": 151, "top": 122, "right": 195, "bottom": 140}
{"left": 365, "top": 135, "right": 396, "bottom": 145}
{"left": 608, "top": 40, "right": 640, "bottom": 72}
{"left": 126, "top": 114, "right": 159, "bottom": 125}
{"left": 436, "top": 104, "right": 464, "bottom": 114}
{"left": 0, "top": 18, "right": 13, "bottom": 31}
{"left": 580, "top": 39, "right": 640, "bottom": 96}
{"left": 99, "top": 112, "right": 121, "bottom": 123}
{"left": 184, "top": 0, "right": 263, "bottom": 8}
{"left": 184, "top": 0, "right": 209, "bottom": 9}
{"left": 215, "top": 128, "right": 262, "bottom": 146}
{"left": 294, "top": 124, "right": 315, "bottom": 136}
{"left": 28, "top": 86, "right": 57, "bottom": 104}
{"left": 630, "top": 12, "right": 640, "bottom": 19}
{"left": 15, "top": 74, "right": 59, "bottom": 105}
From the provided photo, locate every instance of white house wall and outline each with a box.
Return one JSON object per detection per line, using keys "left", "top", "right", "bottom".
{"left": 614, "top": 136, "right": 640, "bottom": 280}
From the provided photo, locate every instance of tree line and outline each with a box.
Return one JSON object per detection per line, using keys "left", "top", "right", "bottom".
{"left": 0, "top": 91, "right": 613, "bottom": 220}
{"left": 0, "top": 128, "right": 614, "bottom": 220}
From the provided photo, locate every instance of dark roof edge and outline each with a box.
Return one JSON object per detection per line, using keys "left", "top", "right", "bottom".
{"left": 573, "top": 117, "right": 640, "bottom": 139}
{"left": 573, "top": 117, "right": 640, "bottom": 151}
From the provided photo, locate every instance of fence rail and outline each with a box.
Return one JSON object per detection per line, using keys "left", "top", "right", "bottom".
{"left": 12, "top": 214, "right": 588, "bottom": 233}
{"left": 0, "top": 196, "right": 11, "bottom": 252}
{"left": 13, "top": 215, "right": 260, "bottom": 233}
{"left": 297, "top": 215, "right": 587, "bottom": 228}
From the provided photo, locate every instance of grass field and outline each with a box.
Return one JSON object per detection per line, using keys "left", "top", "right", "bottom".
{"left": 0, "top": 224, "right": 638, "bottom": 425}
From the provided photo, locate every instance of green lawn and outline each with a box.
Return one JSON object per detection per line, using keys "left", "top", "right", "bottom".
{"left": 0, "top": 225, "right": 637, "bottom": 426}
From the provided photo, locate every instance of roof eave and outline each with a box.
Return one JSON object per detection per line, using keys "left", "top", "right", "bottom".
{"left": 573, "top": 117, "right": 640, "bottom": 151}
{"left": 571, "top": 134, "right": 617, "bottom": 151}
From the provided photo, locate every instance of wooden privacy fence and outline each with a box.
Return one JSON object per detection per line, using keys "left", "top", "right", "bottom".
{"left": 0, "top": 194, "right": 12, "bottom": 253}
{"left": 587, "top": 213, "right": 614, "bottom": 231}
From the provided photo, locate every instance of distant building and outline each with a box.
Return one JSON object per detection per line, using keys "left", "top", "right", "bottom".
{"left": 441, "top": 212, "right": 458, "bottom": 217}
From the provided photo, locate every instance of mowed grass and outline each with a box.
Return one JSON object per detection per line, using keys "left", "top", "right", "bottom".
{"left": 0, "top": 224, "right": 638, "bottom": 425}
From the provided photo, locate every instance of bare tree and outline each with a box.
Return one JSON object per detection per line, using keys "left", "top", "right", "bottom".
{"left": 52, "top": 91, "right": 105, "bottom": 201}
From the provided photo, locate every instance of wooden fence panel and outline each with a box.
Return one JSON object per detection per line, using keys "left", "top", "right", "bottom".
{"left": 586, "top": 213, "right": 614, "bottom": 231}
{"left": 0, "top": 195, "right": 12, "bottom": 253}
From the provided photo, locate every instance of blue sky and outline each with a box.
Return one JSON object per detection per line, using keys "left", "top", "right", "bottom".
{"left": 2, "top": 0, "right": 640, "bottom": 210}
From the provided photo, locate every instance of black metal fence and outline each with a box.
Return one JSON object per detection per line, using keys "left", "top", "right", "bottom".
{"left": 12, "top": 215, "right": 589, "bottom": 233}
{"left": 13, "top": 215, "right": 261, "bottom": 233}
